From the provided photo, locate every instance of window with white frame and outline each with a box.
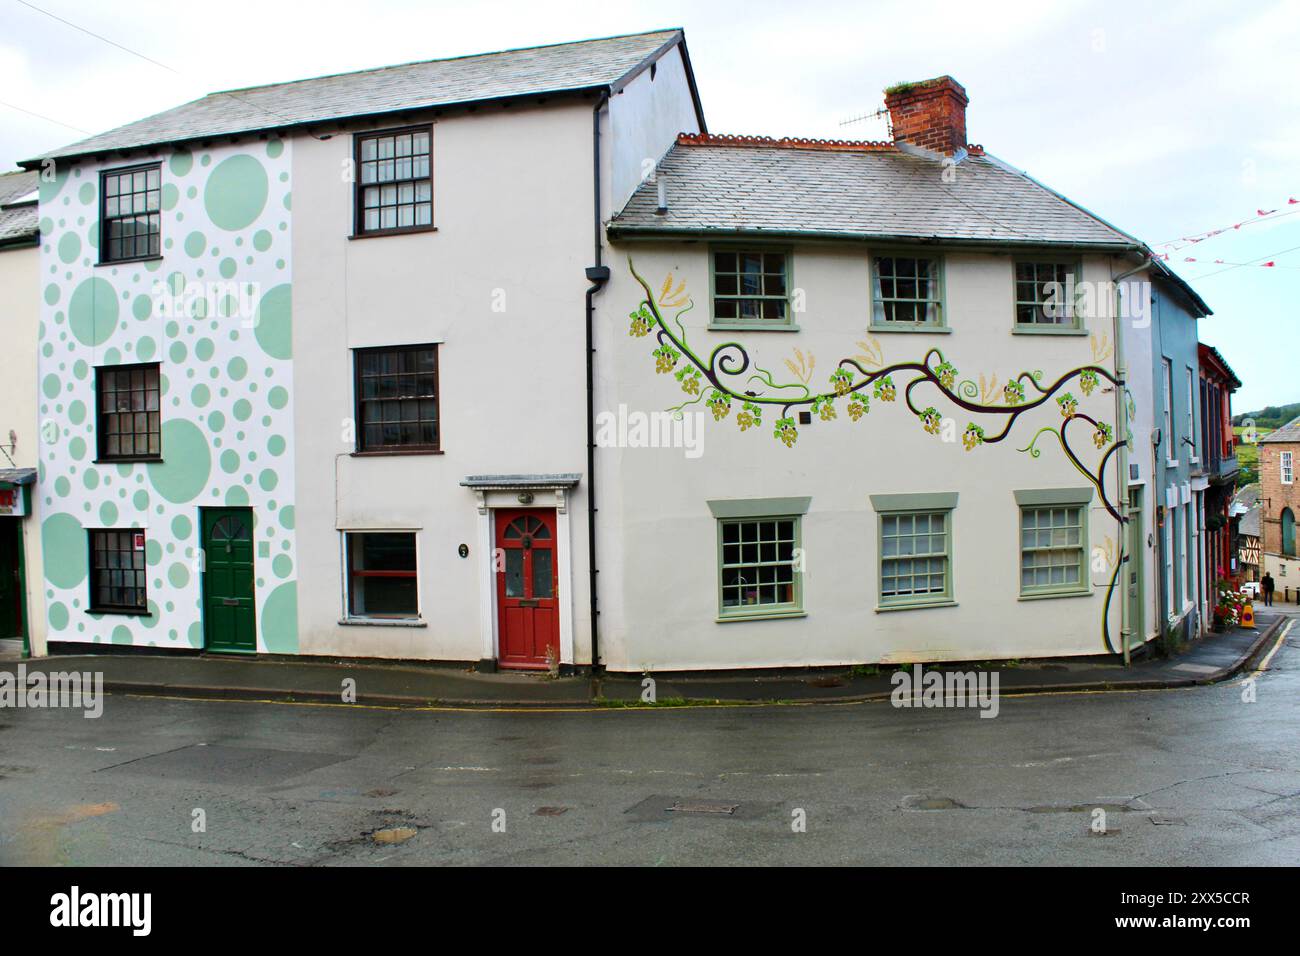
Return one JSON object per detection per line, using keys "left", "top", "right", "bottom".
{"left": 345, "top": 532, "right": 418, "bottom": 619}
{"left": 1170, "top": 509, "right": 1180, "bottom": 613}
{"left": 1283, "top": 451, "right": 1294, "bottom": 485}
{"left": 1162, "top": 359, "right": 1175, "bottom": 462}
{"left": 1185, "top": 368, "right": 1197, "bottom": 461}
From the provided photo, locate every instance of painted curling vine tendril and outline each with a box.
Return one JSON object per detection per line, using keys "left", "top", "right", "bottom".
{"left": 627, "top": 258, "right": 1119, "bottom": 463}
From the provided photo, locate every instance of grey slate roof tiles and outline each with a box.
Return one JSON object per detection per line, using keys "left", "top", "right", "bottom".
{"left": 1239, "top": 504, "right": 1261, "bottom": 539}
{"left": 0, "top": 169, "right": 38, "bottom": 245}
{"left": 28, "top": 29, "right": 682, "bottom": 164}
{"left": 1260, "top": 416, "right": 1300, "bottom": 443}
{"left": 610, "top": 140, "right": 1139, "bottom": 247}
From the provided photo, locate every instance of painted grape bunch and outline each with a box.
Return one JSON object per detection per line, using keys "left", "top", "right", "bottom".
{"left": 847, "top": 392, "right": 870, "bottom": 421}
{"left": 625, "top": 264, "right": 1117, "bottom": 479}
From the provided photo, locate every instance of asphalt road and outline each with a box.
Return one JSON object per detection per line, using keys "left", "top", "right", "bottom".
{"left": 2, "top": 616, "right": 1296, "bottom": 866}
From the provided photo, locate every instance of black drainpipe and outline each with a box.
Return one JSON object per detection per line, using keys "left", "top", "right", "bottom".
{"left": 584, "top": 93, "right": 610, "bottom": 672}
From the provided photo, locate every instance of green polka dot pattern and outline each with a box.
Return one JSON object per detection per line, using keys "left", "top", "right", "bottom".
{"left": 38, "top": 143, "right": 296, "bottom": 652}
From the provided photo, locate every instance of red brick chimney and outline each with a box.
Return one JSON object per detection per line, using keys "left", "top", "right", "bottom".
{"left": 884, "top": 76, "right": 968, "bottom": 156}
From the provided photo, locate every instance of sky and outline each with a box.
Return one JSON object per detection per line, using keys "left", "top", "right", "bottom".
{"left": 1, "top": 0, "right": 1296, "bottom": 411}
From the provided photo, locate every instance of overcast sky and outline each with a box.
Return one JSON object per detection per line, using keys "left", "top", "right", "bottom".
{"left": 2, "top": 0, "right": 1296, "bottom": 411}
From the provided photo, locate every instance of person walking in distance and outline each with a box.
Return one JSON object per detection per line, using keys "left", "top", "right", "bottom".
{"left": 1261, "top": 571, "right": 1275, "bottom": 607}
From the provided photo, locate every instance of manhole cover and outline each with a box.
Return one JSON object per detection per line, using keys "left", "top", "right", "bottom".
{"left": 666, "top": 801, "right": 739, "bottom": 815}
{"left": 534, "top": 806, "right": 570, "bottom": 816}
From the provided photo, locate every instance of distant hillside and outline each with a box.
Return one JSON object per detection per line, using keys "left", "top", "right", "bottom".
{"left": 1233, "top": 402, "right": 1300, "bottom": 430}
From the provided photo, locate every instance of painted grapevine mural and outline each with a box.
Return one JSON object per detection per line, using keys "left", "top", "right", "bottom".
{"left": 37, "top": 140, "right": 298, "bottom": 651}
{"left": 627, "top": 259, "right": 1128, "bottom": 653}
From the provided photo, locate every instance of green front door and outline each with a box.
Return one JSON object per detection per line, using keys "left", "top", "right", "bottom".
{"left": 201, "top": 508, "right": 256, "bottom": 653}
{"left": 1126, "top": 488, "right": 1145, "bottom": 652}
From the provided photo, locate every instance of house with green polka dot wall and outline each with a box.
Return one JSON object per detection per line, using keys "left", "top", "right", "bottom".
{"left": 19, "top": 29, "right": 701, "bottom": 665}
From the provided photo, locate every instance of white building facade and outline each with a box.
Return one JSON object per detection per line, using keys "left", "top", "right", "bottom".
{"left": 19, "top": 32, "right": 1214, "bottom": 671}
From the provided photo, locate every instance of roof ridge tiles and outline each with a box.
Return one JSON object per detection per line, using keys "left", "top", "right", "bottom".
{"left": 676, "top": 132, "right": 985, "bottom": 155}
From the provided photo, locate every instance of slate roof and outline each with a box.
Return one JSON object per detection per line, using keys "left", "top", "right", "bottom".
{"left": 1260, "top": 416, "right": 1300, "bottom": 443}
{"left": 0, "top": 169, "right": 39, "bottom": 247}
{"left": 1239, "top": 503, "right": 1261, "bottom": 539}
{"left": 26, "top": 29, "right": 692, "bottom": 166}
{"left": 609, "top": 136, "right": 1140, "bottom": 248}
{"left": 1233, "top": 483, "right": 1260, "bottom": 511}
{"left": 0, "top": 467, "right": 37, "bottom": 485}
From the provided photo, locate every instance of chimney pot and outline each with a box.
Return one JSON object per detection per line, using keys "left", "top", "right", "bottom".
{"left": 883, "top": 76, "right": 968, "bottom": 157}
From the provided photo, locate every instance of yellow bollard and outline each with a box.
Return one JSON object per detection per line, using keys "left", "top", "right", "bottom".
{"left": 1240, "top": 603, "right": 1256, "bottom": 629}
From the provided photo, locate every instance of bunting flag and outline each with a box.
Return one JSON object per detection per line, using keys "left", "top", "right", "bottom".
{"left": 1156, "top": 196, "right": 1300, "bottom": 251}
{"left": 1157, "top": 254, "right": 1295, "bottom": 269}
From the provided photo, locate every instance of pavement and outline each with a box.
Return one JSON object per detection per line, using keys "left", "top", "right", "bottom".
{"left": 12, "top": 608, "right": 1289, "bottom": 709}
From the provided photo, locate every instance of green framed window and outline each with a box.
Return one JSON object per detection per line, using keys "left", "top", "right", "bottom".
{"left": 711, "top": 249, "right": 791, "bottom": 326}
{"left": 718, "top": 516, "right": 800, "bottom": 615}
{"left": 879, "top": 510, "right": 951, "bottom": 607}
{"left": 1019, "top": 505, "right": 1088, "bottom": 595}
{"left": 871, "top": 254, "right": 943, "bottom": 328}
{"left": 1013, "top": 260, "right": 1080, "bottom": 329}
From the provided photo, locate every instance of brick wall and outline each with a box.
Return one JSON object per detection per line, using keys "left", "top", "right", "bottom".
{"left": 1260, "top": 439, "right": 1300, "bottom": 592}
{"left": 884, "top": 76, "right": 968, "bottom": 156}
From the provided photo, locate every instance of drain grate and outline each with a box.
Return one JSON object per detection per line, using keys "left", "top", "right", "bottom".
{"left": 666, "top": 800, "right": 739, "bottom": 815}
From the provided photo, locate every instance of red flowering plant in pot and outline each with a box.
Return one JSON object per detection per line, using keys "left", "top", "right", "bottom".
{"left": 1212, "top": 579, "right": 1244, "bottom": 632}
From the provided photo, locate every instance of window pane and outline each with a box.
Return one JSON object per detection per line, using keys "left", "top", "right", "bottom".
{"left": 348, "top": 532, "right": 418, "bottom": 617}
{"left": 356, "top": 346, "right": 438, "bottom": 450}
{"left": 356, "top": 129, "right": 432, "bottom": 233}
{"left": 719, "top": 517, "right": 799, "bottom": 611}
{"left": 532, "top": 549, "right": 553, "bottom": 598}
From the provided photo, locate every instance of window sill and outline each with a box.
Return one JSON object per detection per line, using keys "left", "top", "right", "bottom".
{"left": 875, "top": 599, "right": 958, "bottom": 613}
{"left": 349, "top": 225, "right": 437, "bottom": 241}
{"left": 715, "top": 608, "right": 806, "bottom": 624}
{"left": 867, "top": 324, "right": 951, "bottom": 334}
{"left": 94, "top": 457, "right": 163, "bottom": 465}
{"left": 338, "top": 617, "right": 427, "bottom": 628}
{"left": 707, "top": 322, "right": 801, "bottom": 333}
{"left": 1018, "top": 589, "right": 1092, "bottom": 602}
{"left": 96, "top": 255, "right": 163, "bottom": 268}
{"left": 1165, "top": 459, "right": 1180, "bottom": 468}
{"left": 351, "top": 449, "right": 443, "bottom": 458}
{"left": 1011, "top": 326, "right": 1087, "bottom": 336}
{"left": 88, "top": 607, "right": 150, "bottom": 617}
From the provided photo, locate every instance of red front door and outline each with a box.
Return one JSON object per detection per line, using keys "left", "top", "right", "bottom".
{"left": 495, "top": 509, "right": 560, "bottom": 669}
